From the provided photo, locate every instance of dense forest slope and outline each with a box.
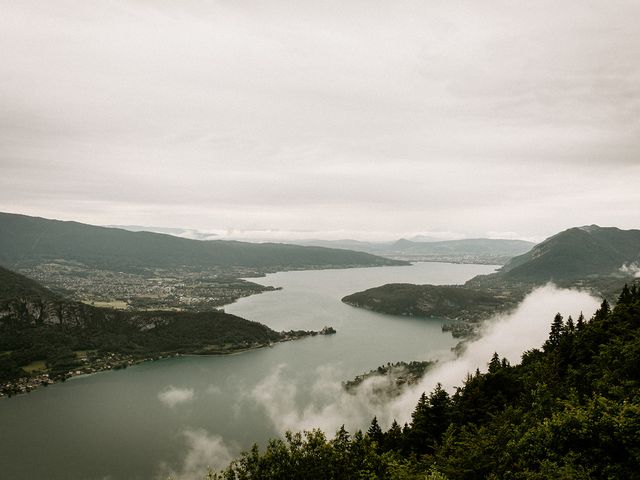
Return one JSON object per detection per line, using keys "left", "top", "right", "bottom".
{"left": 212, "top": 283, "right": 640, "bottom": 479}
{"left": 342, "top": 284, "right": 504, "bottom": 321}
{"left": 0, "top": 212, "right": 405, "bottom": 271}
{"left": 0, "top": 266, "right": 302, "bottom": 390}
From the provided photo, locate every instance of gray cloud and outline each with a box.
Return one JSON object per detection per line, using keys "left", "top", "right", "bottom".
{"left": 1, "top": 0, "right": 639, "bottom": 239}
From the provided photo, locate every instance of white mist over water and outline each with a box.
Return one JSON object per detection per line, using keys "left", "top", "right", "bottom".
{"left": 158, "top": 386, "right": 196, "bottom": 408}
{"left": 386, "top": 284, "right": 600, "bottom": 425}
{"left": 250, "top": 284, "right": 600, "bottom": 433}
{"left": 158, "top": 429, "right": 236, "bottom": 480}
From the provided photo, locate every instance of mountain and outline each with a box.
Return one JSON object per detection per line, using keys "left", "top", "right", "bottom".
{"left": 387, "top": 238, "right": 534, "bottom": 257}
{"left": 294, "top": 237, "right": 535, "bottom": 264}
{"left": 0, "top": 263, "right": 60, "bottom": 301}
{"left": 0, "top": 212, "right": 405, "bottom": 271}
{"left": 499, "top": 225, "right": 640, "bottom": 282}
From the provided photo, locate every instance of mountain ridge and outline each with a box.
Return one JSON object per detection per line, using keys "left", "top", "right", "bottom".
{"left": 0, "top": 212, "right": 406, "bottom": 271}
{"left": 499, "top": 225, "right": 640, "bottom": 281}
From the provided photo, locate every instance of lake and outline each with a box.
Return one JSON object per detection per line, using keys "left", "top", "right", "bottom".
{"left": 0, "top": 262, "right": 496, "bottom": 480}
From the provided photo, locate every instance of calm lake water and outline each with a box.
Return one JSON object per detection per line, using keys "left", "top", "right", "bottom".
{"left": 0, "top": 262, "right": 496, "bottom": 480}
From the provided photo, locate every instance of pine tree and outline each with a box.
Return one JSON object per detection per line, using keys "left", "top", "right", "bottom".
{"left": 594, "top": 299, "right": 611, "bottom": 321}
{"left": 618, "top": 284, "right": 632, "bottom": 304}
{"left": 409, "top": 384, "right": 452, "bottom": 454}
{"left": 488, "top": 352, "right": 501, "bottom": 373}
{"left": 544, "top": 313, "right": 564, "bottom": 350}
{"left": 367, "top": 416, "right": 384, "bottom": 447}
{"left": 384, "top": 420, "right": 403, "bottom": 452}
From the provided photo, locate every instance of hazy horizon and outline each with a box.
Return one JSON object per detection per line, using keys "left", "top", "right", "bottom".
{"left": 2, "top": 1, "right": 639, "bottom": 242}
{"left": 0, "top": 208, "right": 633, "bottom": 244}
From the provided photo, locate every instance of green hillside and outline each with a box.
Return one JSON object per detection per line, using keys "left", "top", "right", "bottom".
{"left": 500, "top": 225, "right": 640, "bottom": 281}
{"left": 0, "top": 264, "right": 60, "bottom": 301}
{"left": 0, "top": 212, "right": 405, "bottom": 271}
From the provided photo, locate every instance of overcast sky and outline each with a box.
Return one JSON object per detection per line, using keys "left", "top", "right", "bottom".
{"left": 1, "top": 0, "right": 639, "bottom": 241}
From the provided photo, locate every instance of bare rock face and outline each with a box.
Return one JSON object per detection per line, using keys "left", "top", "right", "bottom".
{"left": 0, "top": 297, "right": 89, "bottom": 327}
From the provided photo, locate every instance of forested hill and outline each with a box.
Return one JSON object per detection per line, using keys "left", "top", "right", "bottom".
{"left": 0, "top": 264, "right": 60, "bottom": 301}
{"left": 0, "top": 266, "right": 289, "bottom": 388}
{"left": 342, "top": 284, "right": 503, "bottom": 321}
{"left": 0, "top": 212, "right": 406, "bottom": 271}
{"left": 212, "top": 283, "right": 640, "bottom": 479}
{"left": 498, "top": 225, "right": 640, "bottom": 282}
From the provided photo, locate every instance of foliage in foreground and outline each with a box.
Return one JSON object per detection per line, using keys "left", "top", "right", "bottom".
{"left": 207, "top": 283, "right": 640, "bottom": 479}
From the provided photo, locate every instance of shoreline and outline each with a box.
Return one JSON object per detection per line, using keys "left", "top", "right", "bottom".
{"left": 0, "top": 328, "right": 335, "bottom": 399}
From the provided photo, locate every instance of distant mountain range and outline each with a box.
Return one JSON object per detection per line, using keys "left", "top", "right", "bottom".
{"left": 292, "top": 238, "right": 535, "bottom": 265}
{"left": 104, "top": 224, "right": 535, "bottom": 265}
{"left": 0, "top": 212, "right": 405, "bottom": 271}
